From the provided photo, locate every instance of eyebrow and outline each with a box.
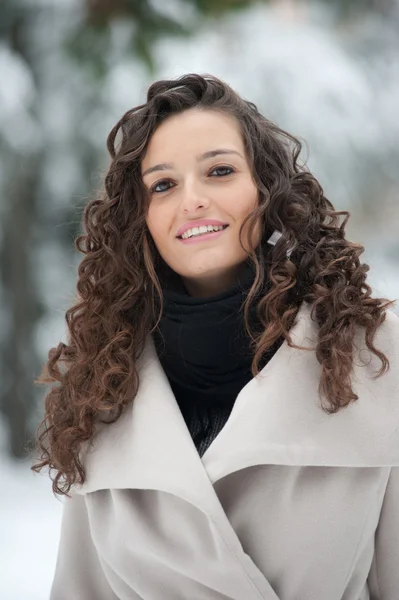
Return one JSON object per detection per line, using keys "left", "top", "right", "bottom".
{"left": 141, "top": 148, "right": 243, "bottom": 178}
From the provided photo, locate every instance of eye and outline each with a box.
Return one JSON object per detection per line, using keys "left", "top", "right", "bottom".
{"left": 150, "top": 180, "right": 175, "bottom": 194}
{"left": 209, "top": 165, "right": 235, "bottom": 177}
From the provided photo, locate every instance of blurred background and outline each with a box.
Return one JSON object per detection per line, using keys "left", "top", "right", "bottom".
{"left": 1, "top": 0, "right": 398, "bottom": 597}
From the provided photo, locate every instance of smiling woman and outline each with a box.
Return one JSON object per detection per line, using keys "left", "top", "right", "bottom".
{"left": 32, "top": 74, "right": 399, "bottom": 600}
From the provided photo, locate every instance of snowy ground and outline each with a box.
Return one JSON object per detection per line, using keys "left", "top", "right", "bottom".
{"left": 0, "top": 454, "right": 63, "bottom": 600}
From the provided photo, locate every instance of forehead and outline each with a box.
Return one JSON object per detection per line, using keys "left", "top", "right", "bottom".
{"left": 142, "top": 109, "right": 244, "bottom": 167}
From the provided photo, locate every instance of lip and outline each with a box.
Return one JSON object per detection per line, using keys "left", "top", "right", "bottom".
{"left": 177, "top": 226, "right": 228, "bottom": 245}
{"left": 176, "top": 219, "right": 228, "bottom": 238}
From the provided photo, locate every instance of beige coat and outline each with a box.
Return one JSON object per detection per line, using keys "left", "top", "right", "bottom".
{"left": 50, "top": 302, "right": 399, "bottom": 600}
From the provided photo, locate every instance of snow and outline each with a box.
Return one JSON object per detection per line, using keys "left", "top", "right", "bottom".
{"left": 0, "top": 452, "right": 63, "bottom": 600}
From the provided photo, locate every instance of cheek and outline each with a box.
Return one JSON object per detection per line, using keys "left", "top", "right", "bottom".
{"left": 233, "top": 184, "right": 260, "bottom": 245}
{"left": 146, "top": 204, "right": 168, "bottom": 243}
{"left": 232, "top": 183, "right": 258, "bottom": 220}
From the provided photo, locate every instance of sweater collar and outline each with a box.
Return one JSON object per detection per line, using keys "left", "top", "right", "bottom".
{"left": 152, "top": 260, "right": 275, "bottom": 405}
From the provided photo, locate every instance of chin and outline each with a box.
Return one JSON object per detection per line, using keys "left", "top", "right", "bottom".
{"left": 186, "top": 262, "right": 236, "bottom": 280}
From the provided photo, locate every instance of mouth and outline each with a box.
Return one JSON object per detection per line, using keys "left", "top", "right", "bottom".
{"left": 177, "top": 224, "right": 229, "bottom": 244}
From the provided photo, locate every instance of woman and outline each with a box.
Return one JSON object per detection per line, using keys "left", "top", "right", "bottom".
{"left": 33, "top": 74, "right": 399, "bottom": 600}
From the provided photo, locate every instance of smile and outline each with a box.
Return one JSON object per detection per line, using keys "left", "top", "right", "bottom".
{"left": 177, "top": 225, "right": 229, "bottom": 244}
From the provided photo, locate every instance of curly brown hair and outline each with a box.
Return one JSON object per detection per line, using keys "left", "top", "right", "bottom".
{"left": 31, "top": 73, "right": 395, "bottom": 496}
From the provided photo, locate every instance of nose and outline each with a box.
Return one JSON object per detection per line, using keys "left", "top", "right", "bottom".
{"left": 180, "top": 179, "right": 210, "bottom": 213}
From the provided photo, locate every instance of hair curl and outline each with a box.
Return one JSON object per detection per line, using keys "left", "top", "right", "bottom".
{"left": 32, "top": 73, "right": 395, "bottom": 496}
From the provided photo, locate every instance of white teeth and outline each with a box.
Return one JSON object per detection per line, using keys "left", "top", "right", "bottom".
{"left": 181, "top": 225, "right": 225, "bottom": 239}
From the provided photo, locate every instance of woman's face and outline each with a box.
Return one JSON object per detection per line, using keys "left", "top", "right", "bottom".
{"left": 142, "top": 108, "right": 260, "bottom": 297}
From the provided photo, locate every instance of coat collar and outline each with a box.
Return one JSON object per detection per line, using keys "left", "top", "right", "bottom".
{"left": 76, "top": 301, "right": 399, "bottom": 511}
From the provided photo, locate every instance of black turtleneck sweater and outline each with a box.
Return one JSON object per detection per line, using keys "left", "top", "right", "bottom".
{"left": 152, "top": 260, "right": 284, "bottom": 457}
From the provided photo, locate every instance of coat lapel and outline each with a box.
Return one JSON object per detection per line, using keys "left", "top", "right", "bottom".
{"left": 203, "top": 302, "right": 399, "bottom": 483}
